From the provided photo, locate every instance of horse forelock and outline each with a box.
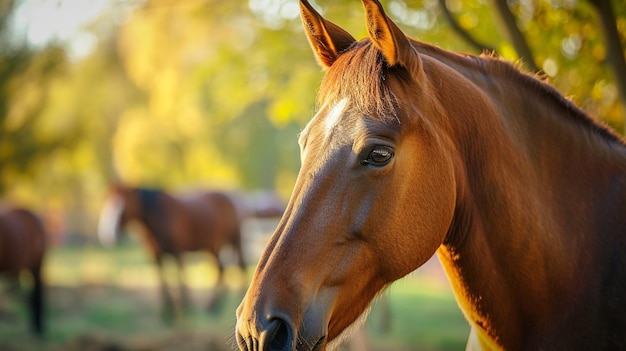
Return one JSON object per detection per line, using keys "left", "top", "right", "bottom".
{"left": 318, "top": 40, "right": 405, "bottom": 123}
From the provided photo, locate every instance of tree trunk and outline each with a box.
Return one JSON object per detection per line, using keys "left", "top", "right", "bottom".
{"left": 437, "top": 0, "right": 496, "bottom": 54}
{"left": 588, "top": 0, "right": 626, "bottom": 134}
{"left": 491, "top": 0, "right": 539, "bottom": 72}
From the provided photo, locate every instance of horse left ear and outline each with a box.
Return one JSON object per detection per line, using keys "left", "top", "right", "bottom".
{"left": 362, "top": 0, "right": 422, "bottom": 76}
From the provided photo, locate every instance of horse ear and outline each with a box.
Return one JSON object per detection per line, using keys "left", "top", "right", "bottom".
{"left": 362, "top": 0, "right": 422, "bottom": 75}
{"left": 300, "top": 0, "right": 356, "bottom": 68}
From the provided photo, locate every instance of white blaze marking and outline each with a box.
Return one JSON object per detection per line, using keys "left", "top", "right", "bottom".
{"left": 300, "top": 98, "right": 350, "bottom": 164}
{"left": 324, "top": 98, "right": 349, "bottom": 137}
{"left": 97, "top": 195, "right": 124, "bottom": 246}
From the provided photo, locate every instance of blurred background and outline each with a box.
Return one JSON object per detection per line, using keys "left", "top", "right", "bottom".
{"left": 0, "top": 0, "right": 624, "bottom": 350}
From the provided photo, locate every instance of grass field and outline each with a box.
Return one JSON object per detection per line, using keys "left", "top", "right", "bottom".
{"left": 0, "top": 242, "right": 469, "bottom": 351}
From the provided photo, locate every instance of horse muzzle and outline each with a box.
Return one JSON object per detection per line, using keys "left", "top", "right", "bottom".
{"left": 235, "top": 303, "right": 329, "bottom": 351}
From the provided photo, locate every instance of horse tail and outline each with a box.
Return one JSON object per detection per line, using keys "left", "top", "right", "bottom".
{"left": 97, "top": 195, "right": 124, "bottom": 246}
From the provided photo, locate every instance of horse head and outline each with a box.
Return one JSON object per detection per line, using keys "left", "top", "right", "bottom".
{"left": 236, "top": 1, "right": 458, "bottom": 349}
{"left": 97, "top": 184, "right": 142, "bottom": 246}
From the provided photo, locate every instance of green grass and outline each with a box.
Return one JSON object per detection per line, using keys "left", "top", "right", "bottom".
{"left": 0, "top": 243, "right": 469, "bottom": 350}
{"left": 365, "top": 277, "right": 469, "bottom": 351}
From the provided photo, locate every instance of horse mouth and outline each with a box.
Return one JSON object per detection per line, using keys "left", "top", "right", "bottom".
{"left": 235, "top": 321, "right": 328, "bottom": 351}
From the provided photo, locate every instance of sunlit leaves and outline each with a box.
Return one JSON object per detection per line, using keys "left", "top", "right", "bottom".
{"left": 1, "top": 0, "right": 625, "bottom": 229}
{"left": 102, "top": 0, "right": 318, "bottom": 194}
{"left": 0, "top": 45, "right": 67, "bottom": 192}
{"left": 249, "top": 0, "right": 300, "bottom": 29}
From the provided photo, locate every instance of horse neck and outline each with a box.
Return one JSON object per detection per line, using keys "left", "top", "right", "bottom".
{"left": 135, "top": 188, "right": 162, "bottom": 221}
{"left": 426, "top": 51, "right": 626, "bottom": 346}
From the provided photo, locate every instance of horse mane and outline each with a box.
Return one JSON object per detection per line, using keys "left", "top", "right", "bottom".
{"left": 319, "top": 38, "right": 625, "bottom": 147}
{"left": 318, "top": 40, "right": 402, "bottom": 122}
{"left": 470, "top": 51, "right": 626, "bottom": 147}
{"left": 137, "top": 188, "right": 163, "bottom": 216}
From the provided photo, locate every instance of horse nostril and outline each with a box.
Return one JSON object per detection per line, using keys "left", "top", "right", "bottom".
{"left": 265, "top": 317, "right": 292, "bottom": 351}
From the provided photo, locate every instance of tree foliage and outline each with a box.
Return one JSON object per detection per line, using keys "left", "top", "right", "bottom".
{"left": 1, "top": 0, "right": 624, "bottom": 235}
{"left": 1, "top": 1, "right": 68, "bottom": 196}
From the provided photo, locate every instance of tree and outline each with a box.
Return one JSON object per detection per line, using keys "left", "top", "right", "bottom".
{"left": 430, "top": 0, "right": 625, "bottom": 130}
{"left": 0, "top": 0, "right": 68, "bottom": 196}
{"left": 588, "top": 0, "right": 626, "bottom": 134}
{"left": 1, "top": 0, "right": 624, "bottom": 236}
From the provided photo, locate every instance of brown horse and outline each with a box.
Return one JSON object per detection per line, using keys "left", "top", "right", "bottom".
{"left": 0, "top": 206, "right": 46, "bottom": 335}
{"left": 236, "top": 1, "right": 626, "bottom": 350}
{"left": 98, "top": 184, "right": 245, "bottom": 319}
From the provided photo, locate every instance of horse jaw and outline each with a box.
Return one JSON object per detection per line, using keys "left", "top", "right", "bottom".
{"left": 97, "top": 195, "right": 124, "bottom": 246}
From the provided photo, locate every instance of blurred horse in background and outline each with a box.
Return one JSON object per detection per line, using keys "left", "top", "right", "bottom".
{"left": 97, "top": 184, "right": 245, "bottom": 320}
{"left": 0, "top": 206, "right": 46, "bottom": 335}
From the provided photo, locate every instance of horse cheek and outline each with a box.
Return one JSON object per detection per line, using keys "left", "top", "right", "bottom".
{"left": 384, "top": 147, "right": 456, "bottom": 278}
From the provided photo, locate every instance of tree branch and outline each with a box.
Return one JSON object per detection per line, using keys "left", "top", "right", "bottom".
{"left": 437, "top": 0, "right": 496, "bottom": 54}
{"left": 588, "top": 0, "right": 626, "bottom": 133}
{"left": 491, "top": 0, "right": 539, "bottom": 72}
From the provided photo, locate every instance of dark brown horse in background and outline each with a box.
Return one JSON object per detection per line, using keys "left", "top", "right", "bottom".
{"left": 236, "top": 0, "right": 626, "bottom": 350}
{"left": 98, "top": 184, "right": 245, "bottom": 320}
{"left": 0, "top": 206, "right": 46, "bottom": 335}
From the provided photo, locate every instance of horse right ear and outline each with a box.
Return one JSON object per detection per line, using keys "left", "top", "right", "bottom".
{"left": 362, "top": 0, "right": 423, "bottom": 77}
{"left": 300, "top": 0, "right": 356, "bottom": 68}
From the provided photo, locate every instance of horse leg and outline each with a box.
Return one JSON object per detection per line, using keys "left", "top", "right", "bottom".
{"left": 155, "top": 255, "right": 176, "bottom": 324}
{"left": 29, "top": 263, "right": 44, "bottom": 336}
{"left": 232, "top": 228, "right": 246, "bottom": 273}
{"left": 173, "top": 254, "right": 190, "bottom": 313}
{"left": 0, "top": 272, "right": 20, "bottom": 323}
{"left": 206, "top": 256, "right": 225, "bottom": 313}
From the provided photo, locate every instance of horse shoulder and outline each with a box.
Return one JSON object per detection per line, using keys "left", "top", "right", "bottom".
{"left": 0, "top": 209, "right": 45, "bottom": 272}
{"left": 14, "top": 209, "right": 45, "bottom": 250}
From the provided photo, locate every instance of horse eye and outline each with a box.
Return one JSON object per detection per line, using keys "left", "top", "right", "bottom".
{"left": 363, "top": 146, "right": 394, "bottom": 166}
